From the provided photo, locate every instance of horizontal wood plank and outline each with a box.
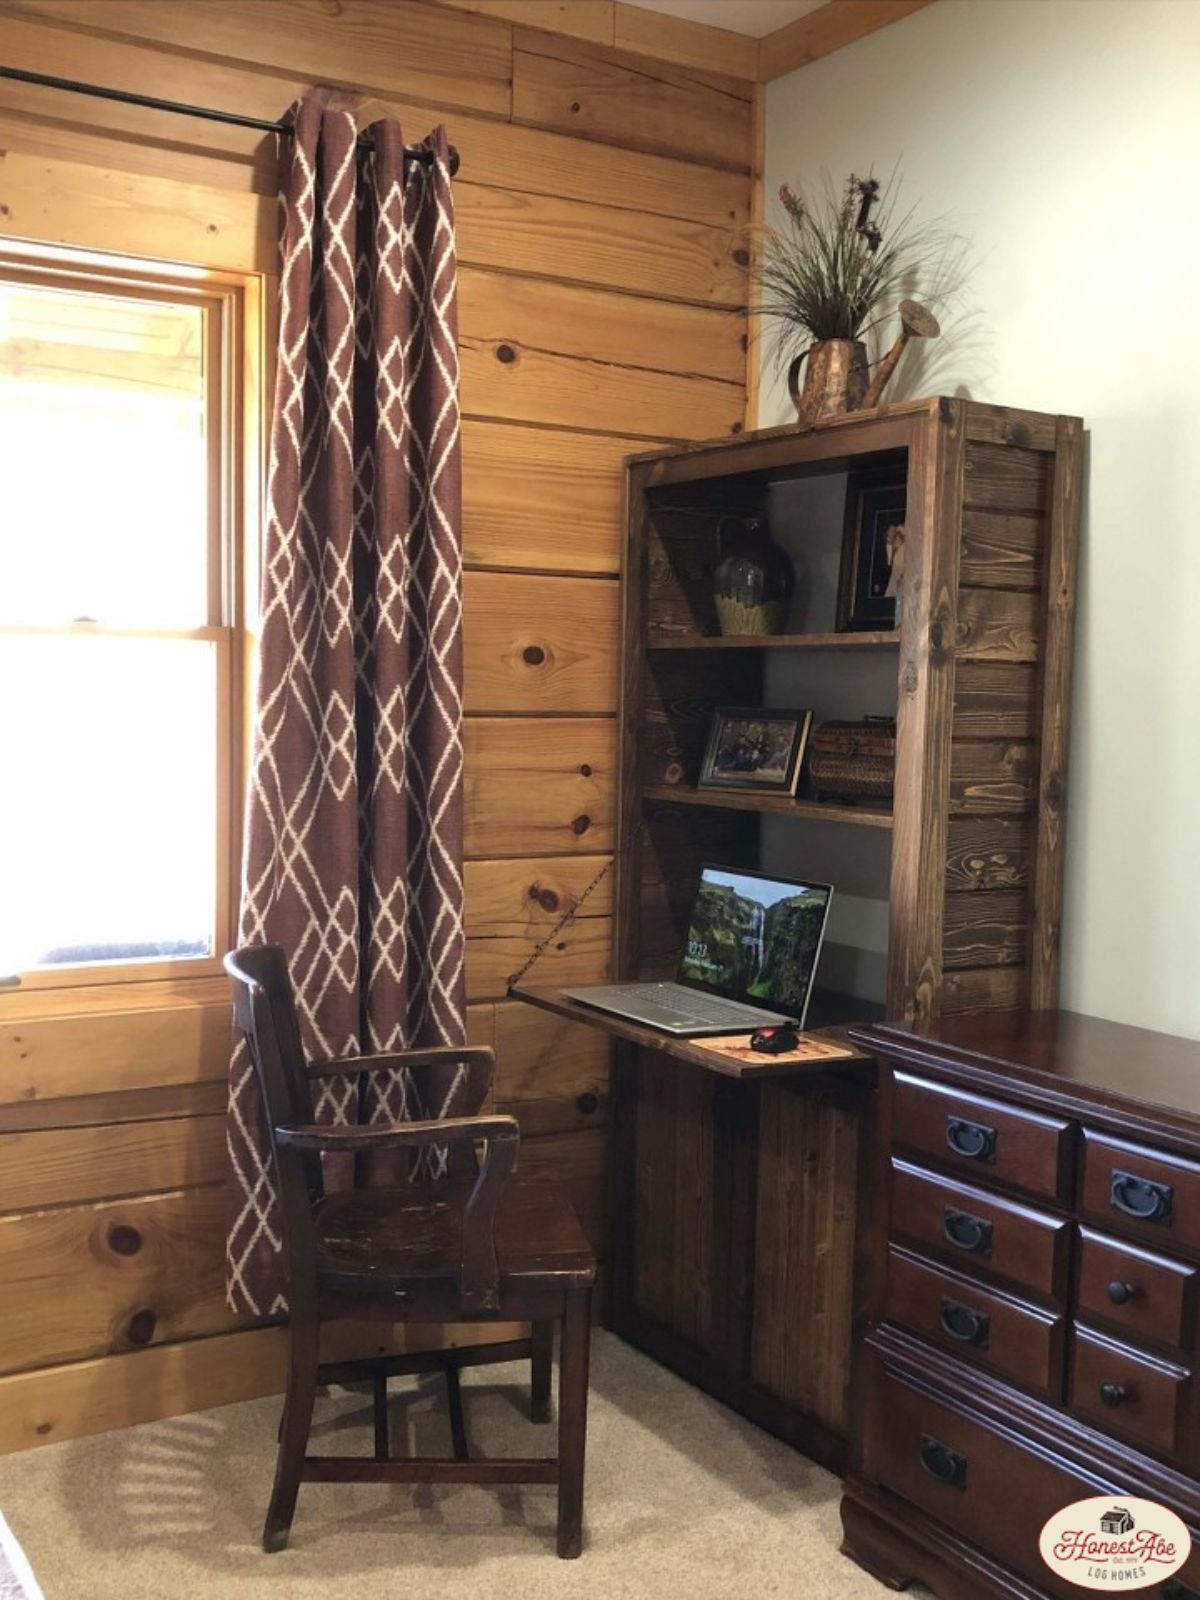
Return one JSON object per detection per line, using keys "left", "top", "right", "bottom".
{"left": 949, "top": 740, "right": 1037, "bottom": 814}
{"left": 494, "top": 999, "right": 610, "bottom": 1134}
{"left": 461, "top": 420, "right": 634, "bottom": 575}
{"left": 6, "top": 0, "right": 515, "bottom": 117}
{"left": 0, "top": 1001, "right": 231, "bottom": 1105}
{"left": 464, "top": 717, "right": 616, "bottom": 857}
{"left": 0, "top": 1080, "right": 227, "bottom": 1135}
{"left": 945, "top": 816, "right": 1033, "bottom": 893}
{"left": 466, "top": 853, "right": 613, "bottom": 999}
{"left": 512, "top": 26, "right": 752, "bottom": 171}
{"left": 434, "top": 0, "right": 611, "bottom": 46}
{"left": 464, "top": 570, "right": 618, "bottom": 713}
{"left": 954, "top": 587, "right": 1039, "bottom": 663}
{"left": 0, "top": 11, "right": 751, "bottom": 227}
{"left": 952, "top": 661, "right": 1038, "bottom": 740}
{"left": 0, "top": 1116, "right": 226, "bottom": 1212}
{"left": 0, "top": 1186, "right": 238, "bottom": 1375}
{"left": 613, "top": 0, "right": 757, "bottom": 81}
{"left": 461, "top": 266, "right": 743, "bottom": 386}
{"left": 0, "top": 1317, "right": 526, "bottom": 1454}
{"left": 457, "top": 182, "right": 747, "bottom": 307}
{"left": 963, "top": 442, "right": 1051, "bottom": 515}
{"left": 960, "top": 507, "right": 1046, "bottom": 591}
{"left": 942, "top": 891, "right": 1029, "bottom": 970}
{"left": 940, "top": 965, "right": 1028, "bottom": 1014}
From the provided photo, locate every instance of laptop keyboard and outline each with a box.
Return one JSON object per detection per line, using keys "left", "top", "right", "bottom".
{"left": 617, "top": 985, "right": 777, "bottom": 1025}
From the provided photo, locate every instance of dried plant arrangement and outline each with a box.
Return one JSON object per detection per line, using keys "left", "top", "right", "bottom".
{"left": 753, "top": 171, "right": 963, "bottom": 422}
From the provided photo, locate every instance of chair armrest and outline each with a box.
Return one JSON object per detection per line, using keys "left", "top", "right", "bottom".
{"left": 274, "top": 1113, "right": 516, "bottom": 1154}
{"left": 277, "top": 1113, "right": 519, "bottom": 1314}
{"left": 306, "top": 1046, "right": 496, "bottom": 1081}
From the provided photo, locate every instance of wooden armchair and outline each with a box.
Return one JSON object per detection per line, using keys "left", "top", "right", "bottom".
{"left": 225, "top": 944, "right": 596, "bottom": 1557}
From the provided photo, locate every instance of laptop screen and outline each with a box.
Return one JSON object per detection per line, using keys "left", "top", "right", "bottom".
{"left": 677, "top": 865, "right": 833, "bottom": 1019}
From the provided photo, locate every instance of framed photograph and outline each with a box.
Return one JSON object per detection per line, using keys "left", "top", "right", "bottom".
{"left": 698, "top": 707, "right": 813, "bottom": 796}
{"left": 836, "top": 466, "right": 908, "bottom": 631}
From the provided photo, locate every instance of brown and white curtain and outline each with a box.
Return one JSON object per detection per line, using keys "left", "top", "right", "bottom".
{"left": 226, "top": 95, "right": 465, "bottom": 1317}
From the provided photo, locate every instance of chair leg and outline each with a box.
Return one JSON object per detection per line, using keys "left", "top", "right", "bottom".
{"left": 556, "top": 1288, "right": 592, "bottom": 1559}
{"left": 263, "top": 1322, "right": 319, "bottom": 1554}
{"left": 373, "top": 1371, "right": 389, "bottom": 1461}
{"left": 443, "top": 1357, "right": 469, "bottom": 1460}
{"left": 530, "top": 1319, "right": 554, "bottom": 1424}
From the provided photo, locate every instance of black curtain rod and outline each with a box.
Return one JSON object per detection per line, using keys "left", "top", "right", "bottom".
{"left": 0, "top": 65, "right": 461, "bottom": 174}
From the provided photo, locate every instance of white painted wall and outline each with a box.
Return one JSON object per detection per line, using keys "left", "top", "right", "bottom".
{"left": 762, "top": 0, "right": 1200, "bottom": 1038}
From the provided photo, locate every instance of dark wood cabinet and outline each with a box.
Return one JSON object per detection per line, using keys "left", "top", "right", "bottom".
{"left": 601, "top": 399, "right": 1083, "bottom": 1467}
{"left": 845, "top": 1010, "right": 1200, "bottom": 1600}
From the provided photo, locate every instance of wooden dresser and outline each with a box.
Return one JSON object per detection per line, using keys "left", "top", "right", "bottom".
{"left": 844, "top": 1010, "right": 1200, "bottom": 1600}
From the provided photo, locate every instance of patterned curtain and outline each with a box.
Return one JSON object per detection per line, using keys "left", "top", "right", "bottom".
{"left": 226, "top": 96, "right": 466, "bottom": 1317}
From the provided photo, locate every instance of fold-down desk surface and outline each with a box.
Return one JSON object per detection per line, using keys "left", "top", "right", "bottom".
{"left": 510, "top": 984, "right": 875, "bottom": 1081}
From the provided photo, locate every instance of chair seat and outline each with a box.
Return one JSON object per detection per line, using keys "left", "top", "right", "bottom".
{"left": 313, "top": 1170, "right": 596, "bottom": 1297}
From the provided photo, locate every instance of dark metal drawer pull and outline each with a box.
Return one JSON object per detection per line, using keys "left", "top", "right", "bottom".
{"left": 946, "top": 1116, "right": 997, "bottom": 1162}
{"left": 939, "top": 1296, "right": 990, "bottom": 1347}
{"left": 943, "top": 1206, "right": 993, "bottom": 1256}
{"left": 1099, "top": 1381, "right": 1128, "bottom": 1407}
{"left": 919, "top": 1433, "right": 968, "bottom": 1489}
{"left": 1107, "top": 1279, "right": 1135, "bottom": 1305}
{"left": 1111, "top": 1169, "right": 1173, "bottom": 1223}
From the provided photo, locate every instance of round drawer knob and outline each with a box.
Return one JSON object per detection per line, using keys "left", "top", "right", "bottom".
{"left": 1107, "top": 1279, "right": 1135, "bottom": 1305}
{"left": 1099, "top": 1381, "right": 1127, "bottom": 1407}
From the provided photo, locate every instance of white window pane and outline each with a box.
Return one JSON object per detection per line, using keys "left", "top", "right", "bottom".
{"left": 0, "top": 283, "right": 209, "bottom": 627}
{"left": 0, "top": 636, "right": 217, "bottom": 973}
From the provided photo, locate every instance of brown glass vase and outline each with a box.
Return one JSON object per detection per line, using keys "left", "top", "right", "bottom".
{"left": 787, "top": 338, "right": 869, "bottom": 424}
{"left": 712, "top": 515, "right": 793, "bottom": 636}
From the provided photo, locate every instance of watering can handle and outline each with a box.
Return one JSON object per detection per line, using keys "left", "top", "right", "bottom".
{"left": 786, "top": 346, "right": 813, "bottom": 412}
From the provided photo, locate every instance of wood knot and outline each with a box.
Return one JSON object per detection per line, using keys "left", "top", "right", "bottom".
{"left": 732, "top": 247, "right": 750, "bottom": 267}
{"left": 127, "top": 1309, "right": 157, "bottom": 1346}
{"left": 571, "top": 814, "right": 590, "bottom": 835}
{"left": 730, "top": 421, "right": 743, "bottom": 434}
{"left": 496, "top": 343, "right": 518, "bottom": 364}
{"left": 522, "top": 644, "right": 546, "bottom": 665}
{"left": 35, "top": 1422, "right": 51, "bottom": 1435}
{"left": 109, "top": 1224, "right": 142, "bottom": 1257}
{"left": 569, "top": 100, "right": 581, "bottom": 113}
{"left": 579, "top": 763, "right": 592, "bottom": 777}
{"left": 575, "top": 1092, "right": 599, "bottom": 1115}
{"left": 530, "top": 885, "right": 559, "bottom": 912}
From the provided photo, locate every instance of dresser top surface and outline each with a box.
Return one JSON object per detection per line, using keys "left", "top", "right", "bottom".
{"left": 860, "top": 1009, "right": 1200, "bottom": 1129}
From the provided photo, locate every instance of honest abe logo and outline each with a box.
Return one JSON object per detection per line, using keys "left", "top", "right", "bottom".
{"left": 1039, "top": 1496, "right": 1191, "bottom": 1590}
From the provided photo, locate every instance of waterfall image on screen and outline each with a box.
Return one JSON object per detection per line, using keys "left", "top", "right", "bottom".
{"left": 677, "top": 869, "right": 830, "bottom": 1013}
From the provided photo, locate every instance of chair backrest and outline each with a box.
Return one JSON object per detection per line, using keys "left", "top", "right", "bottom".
{"left": 225, "top": 944, "right": 322, "bottom": 1306}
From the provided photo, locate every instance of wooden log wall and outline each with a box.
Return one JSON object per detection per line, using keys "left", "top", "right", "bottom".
{"left": 0, "top": 0, "right": 755, "bottom": 1451}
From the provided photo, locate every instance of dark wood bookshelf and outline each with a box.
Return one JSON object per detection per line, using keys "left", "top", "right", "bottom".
{"left": 642, "top": 782, "right": 894, "bottom": 829}
{"left": 595, "top": 397, "right": 1084, "bottom": 1479}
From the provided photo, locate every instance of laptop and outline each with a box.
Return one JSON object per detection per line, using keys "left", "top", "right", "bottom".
{"left": 563, "top": 865, "right": 833, "bottom": 1036}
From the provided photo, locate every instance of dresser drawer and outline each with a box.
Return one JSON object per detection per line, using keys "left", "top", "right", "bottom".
{"left": 1082, "top": 1133, "right": 1200, "bottom": 1255}
{"left": 885, "top": 1246, "right": 1065, "bottom": 1399}
{"left": 891, "top": 1159, "right": 1071, "bottom": 1301}
{"left": 863, "top": 1361, "right": 1109, "bottom": 1597}
{"left": 1071, "top": 1324, "right": 1192, "bottom": 1463}
{"left": 1077, "top": 1227, "right": 1199, "bottom": 1355}
{"left": 893, "top": 1071, "right": 1073, "bottom": 1203}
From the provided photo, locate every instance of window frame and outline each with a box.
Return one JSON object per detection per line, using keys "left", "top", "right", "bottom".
{"left": 0, "top": 245, "right": 262, "bottom": 994}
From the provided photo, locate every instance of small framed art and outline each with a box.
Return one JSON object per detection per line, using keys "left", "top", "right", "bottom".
{"left": 837, "top": 465, "right": 908, "bottom": 631}
{"left": 698, "top": 707, "right": 813, "bottom": 796}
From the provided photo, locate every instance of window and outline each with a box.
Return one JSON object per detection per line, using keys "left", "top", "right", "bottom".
{"left": 0, "top": 251, "right": 256, "bottom": 988}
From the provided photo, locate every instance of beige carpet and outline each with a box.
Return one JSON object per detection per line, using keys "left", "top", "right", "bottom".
{"left": 0, "top": 1331, "right": 907, "bottom": 1600}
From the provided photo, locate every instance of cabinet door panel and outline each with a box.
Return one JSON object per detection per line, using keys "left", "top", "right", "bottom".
{"left": 630, "top": 1052, "right": 717, "bottom": 1352}
{"left": 750, "top": 1080, "right": 862, "bottom": 1435}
